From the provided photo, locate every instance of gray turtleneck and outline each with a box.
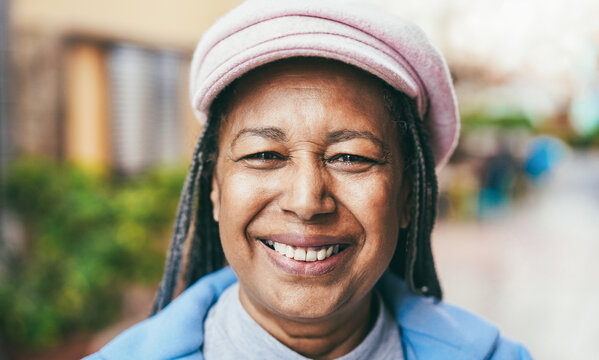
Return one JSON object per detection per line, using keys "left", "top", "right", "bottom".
{"left": 203, "top": 283, "right": 404, "bottom": 360}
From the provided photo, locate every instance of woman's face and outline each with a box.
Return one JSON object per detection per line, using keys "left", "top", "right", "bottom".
{"left": 211, "top": 59, "right": 409, "bottom": 323}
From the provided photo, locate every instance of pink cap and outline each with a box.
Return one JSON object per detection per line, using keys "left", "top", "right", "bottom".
{"left": 190, "top": 0, "right": 460, "bottom": 168}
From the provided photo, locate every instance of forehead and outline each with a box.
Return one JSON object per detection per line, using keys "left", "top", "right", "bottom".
{"left": 234, "top": 57, "right": 385, "bottom": 91}
{"left": 221, "top": 58, "right": 392, "bottom": 128}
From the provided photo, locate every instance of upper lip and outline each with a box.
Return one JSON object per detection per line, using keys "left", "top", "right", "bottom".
{"left": 258, "top": 233, "right": 350, "bottom": 248}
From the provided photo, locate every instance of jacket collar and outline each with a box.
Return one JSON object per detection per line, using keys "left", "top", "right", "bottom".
{"left": 94, "top": 267, "right": 500, "bottom": 360}
{"left": 377, "top": 271, "right": 500, "bottom": 359}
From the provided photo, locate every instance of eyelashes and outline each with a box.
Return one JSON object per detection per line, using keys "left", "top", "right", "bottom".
{"left": 327, "top": 154, "right": 375, "bottom": 164}
{"left": 239, "top": 151, "right": 287, "bottom": 169}
{"left": 243, "top": 151, "right": 285, "bottom": 161}
{"left": 326, "top": 153, "right": 382, "bottom": 172}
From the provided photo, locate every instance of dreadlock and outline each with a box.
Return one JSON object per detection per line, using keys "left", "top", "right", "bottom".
{"left": 183, "top": 103, "right": 225, "bottom": 288}
{"left": 151, "top": 89, "right": 228, "bottom": 315}
{"left": 387, "top": 91, "right": 442, "bottom": 299}
{"left": 151, "top": 64, "right": 442, "bottom": 315}
{"left": 150, "top": 130, "right": 203, "bottom": 314}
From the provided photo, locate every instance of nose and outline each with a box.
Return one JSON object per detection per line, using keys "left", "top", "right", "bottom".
{"left": 278, "top": 159, "right": 336, "bottom": 221}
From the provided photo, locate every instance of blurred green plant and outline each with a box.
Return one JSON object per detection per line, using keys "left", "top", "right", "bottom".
{"left": 461, "top": 108, "right": 534, "bottom": 130}
{"left": 567, "top": 125, "right": 599, "bottom": 148}
{"left": 0, "top": 157, "right": 185, "bottom": 349}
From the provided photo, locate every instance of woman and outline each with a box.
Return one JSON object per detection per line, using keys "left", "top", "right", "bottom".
{"left": 86, "top": 1, "right": 531, "bottom": 359}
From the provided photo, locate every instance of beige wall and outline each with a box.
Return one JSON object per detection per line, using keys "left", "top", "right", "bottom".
{"left": 12, "top": 0, "right": 243, "bottom": 50}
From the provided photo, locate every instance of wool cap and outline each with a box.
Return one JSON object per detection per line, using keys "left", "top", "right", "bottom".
{"left": 190, "top": 0, "right": 460, "bottom": 168}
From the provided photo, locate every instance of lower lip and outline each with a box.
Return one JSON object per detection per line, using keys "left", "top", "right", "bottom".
{"left": 261, "top": 241, "right": 350, "bottom": 276}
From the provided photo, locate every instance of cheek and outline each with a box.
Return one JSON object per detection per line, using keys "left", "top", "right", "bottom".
{"left": 216, "top": 171, "right": 277, "bottom": 263}
{"left": 335, "top": 173, "right": 401, "bottom": 259}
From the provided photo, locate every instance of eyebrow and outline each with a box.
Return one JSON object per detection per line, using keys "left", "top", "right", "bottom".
{"left": 326, "top": 129, "right": 388, "bottom": 151}
{"left": 231, "top": 127, "right": 288, "bottom": 147}
{"left": 230, "top": 127, "right": 388, "bottom": 152}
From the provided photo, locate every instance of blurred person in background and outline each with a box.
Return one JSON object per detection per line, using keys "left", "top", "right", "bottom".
{"left": 85, "top": 1, "right": 531, "bottom": 359}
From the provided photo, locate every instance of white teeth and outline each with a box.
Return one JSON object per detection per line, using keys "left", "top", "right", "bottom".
{"left": 294, "top": 248, "right": 306, "bottom": 261}
{"left": 285, "top": 245, "right": 295, "bottom": 258}
{"left": 275, "top": 243, "right": 287, "bottom": 256}
{"left": 316, "top": 248, "right": 327, "bottom": 261}
{"left": 326, "top": 246, "right": 334, "bottom": 257}
{"left": 263, "top": 239, "right": 343, "bottom": 262}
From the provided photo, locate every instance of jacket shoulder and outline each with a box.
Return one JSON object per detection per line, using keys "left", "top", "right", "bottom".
{"left": 83, "top": 267, "right": 237, "bottom": 360}
{"left": 378, "top": 272, "right": 532, "bottom": 360}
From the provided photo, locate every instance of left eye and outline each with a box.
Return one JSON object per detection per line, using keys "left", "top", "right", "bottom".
{"left": 326, "top": 154, "right": 379, "bottom": 173}
{"left": 328, "top": 154, "right": 374, "bottom": 163}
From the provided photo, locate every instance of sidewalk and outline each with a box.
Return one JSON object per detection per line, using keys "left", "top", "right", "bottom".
{"left": 433, "top": 151, "right": 599, "bottom": 360}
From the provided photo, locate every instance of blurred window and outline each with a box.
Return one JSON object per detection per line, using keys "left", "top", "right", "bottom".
{"left": 109, "top": 44, "right": 182, "bottom": 174}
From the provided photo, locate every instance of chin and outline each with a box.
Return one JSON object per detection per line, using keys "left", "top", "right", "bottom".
{"left": 259, "top": 279, "right": 358, "bottom": 321}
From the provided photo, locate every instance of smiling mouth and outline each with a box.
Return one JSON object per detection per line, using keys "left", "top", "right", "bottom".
{"left": 259, "top": 239, "right": 347, "bottom": 262}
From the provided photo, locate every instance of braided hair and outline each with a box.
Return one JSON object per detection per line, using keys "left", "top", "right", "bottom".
{"left": 151, "top": 61, "right": 442, "bottom": 315}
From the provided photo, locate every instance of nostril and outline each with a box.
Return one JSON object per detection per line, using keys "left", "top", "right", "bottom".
{"left": 320, "top": 195, "right": 336, "bottom": 213}
{"left": 279, "top": 188, "right": 336, "bottom": 220}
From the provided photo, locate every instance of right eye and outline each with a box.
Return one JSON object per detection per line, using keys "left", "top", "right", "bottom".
{"left": 244, "top": 152, "right": 283, "bottom": 160}
{"left": 241, "top": 151, "right": 287, "bottom": 169}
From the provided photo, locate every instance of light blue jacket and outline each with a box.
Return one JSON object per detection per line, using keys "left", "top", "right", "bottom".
{"left": 84, "top": 267, "right": 532, "bottom": 359}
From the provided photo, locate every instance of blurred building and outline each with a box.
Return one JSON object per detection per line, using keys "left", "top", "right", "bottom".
{"left": 9, "top": 0, "right": 599, "bottom": 175}
{"left": 9, "top": 0, "right": 242, "bottom": 174}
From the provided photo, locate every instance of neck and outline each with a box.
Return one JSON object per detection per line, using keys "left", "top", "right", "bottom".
{"left": 238, "top": 289, "right": 376, "bottom": 359}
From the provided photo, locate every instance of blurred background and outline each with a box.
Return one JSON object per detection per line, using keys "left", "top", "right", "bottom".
{"left": 1, "top": 0, "right": 598, "bottom": 359}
